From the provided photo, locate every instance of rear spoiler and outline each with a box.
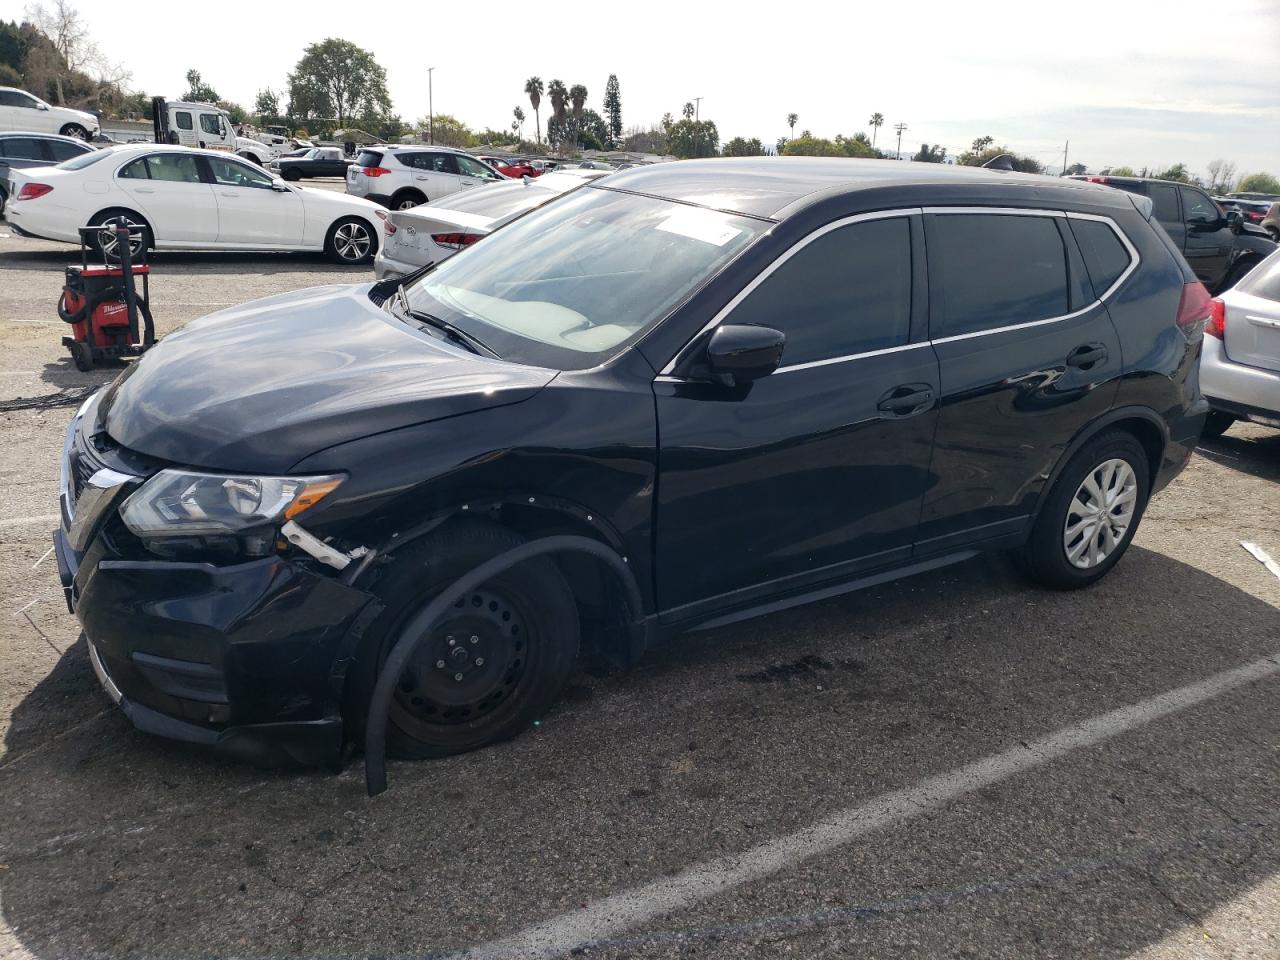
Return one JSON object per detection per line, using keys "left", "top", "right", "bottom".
{"left": 1127, "top": 192, "right": 1154, "bottom": 220}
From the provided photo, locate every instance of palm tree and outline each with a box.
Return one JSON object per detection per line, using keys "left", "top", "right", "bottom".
{"left": 569, "top": 84, "right": 588, "bottom": 149}
{"left": 683, "top": 102, "right": 695, "bottom": 121}
{"left": 524, "top": 77, "right": 544, "bottom": 144}
{"left": 512, "top": 105, "right": 525, "bottom": 139}
{"left": 787, "top": 113, "right": 798, "bottom": 138}
{"left": 868, "top": 112, "right": 884, "bottom": 147}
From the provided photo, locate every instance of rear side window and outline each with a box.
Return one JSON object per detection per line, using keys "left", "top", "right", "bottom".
{"left": 1147, "top": 184, "right": 1180, "bottom": 226}
{"left": 47, "top": 138, "right": 89, "bottom": 162}
{"left": 1237, "top": 254, "right": 1280, "bottom": 302}
{"left": 355, "top": 150, "right": 383, "bottom": 167}
{"left": 175, "top": 111, "right": 193, "bottom": 131}
{"left": 118, "top": 157, "right": 149, "bottom": 179}
{"left": 728, "top": 217, "right": 912, "bottom": 366}
{"left": 928, "top": 214, "right": 1068, "bottom": 337}
{"left": 1068, "top": 218, "right": 1133, "bottom": 298}
{"left": 0, "top": 137, "right": 45, "bottom": 161}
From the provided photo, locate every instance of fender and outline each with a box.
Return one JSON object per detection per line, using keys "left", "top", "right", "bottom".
{"left": 364, "top": 535, "right": 649, "bottom": 796}
{"left": 1031, "top": 404, "right": 1169, "bottom": 526}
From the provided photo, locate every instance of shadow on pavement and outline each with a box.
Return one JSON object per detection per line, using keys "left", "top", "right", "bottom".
{"left": 1, "top": 543, "right": 1278, "bottom": 957}
{"left": 1196, "top": 427, "right": 1280, "bottom": 483}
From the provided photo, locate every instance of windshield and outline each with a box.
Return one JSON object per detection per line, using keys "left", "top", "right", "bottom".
{"left": 56, "top": 149, "right": 109, "bottom": 171}
{"left": 404, "top": 187, "right": 767, "bottom": 370}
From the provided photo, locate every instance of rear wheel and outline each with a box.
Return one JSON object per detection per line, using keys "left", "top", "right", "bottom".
{"left": 1020, "top": 431, "right": 1150, "bottom": 589}
{"left": 60, "top": 123, "right": 89, "bottom": 140}
{"left": 324, "top": 216, "right": 376, "bottom": 264}
{"left": 87, "top": 208, "right": 150, "bottom": 262}
{"left": 351, "top": 521, "right": 580, "bottom": 759}
{"left": 390, "top": 189, "right": 426, "bottom": 210}
{"left": 282, "top": 168, "right": 302, "bottom": 182}
{"left": 1202, "top": 410, "right": 1235, "bottom": 439}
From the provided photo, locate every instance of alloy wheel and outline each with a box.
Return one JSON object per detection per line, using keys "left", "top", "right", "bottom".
{"left": 1063, "top": 458, "right": 1138, "bottom": 569}
{"left": 97, "top": 216, "right": 145, "bottom": 260}
{"left": 396, "top": 198, "right": 420, "bottom": 210}
{"left": 333, "top": 221, "right": 372, "bottom": 261}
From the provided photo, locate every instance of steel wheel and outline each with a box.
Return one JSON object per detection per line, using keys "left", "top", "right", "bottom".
{"left": 1063, "top": 457, "right": 1137, "bottom": 569}
{"left": 331, "top": 220, "right": 373, "bottom": 262}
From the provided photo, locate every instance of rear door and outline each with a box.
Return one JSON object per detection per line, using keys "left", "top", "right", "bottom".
{"left": 204, "top": 155, "right": 303, "bottom": 246}
{"left": 655, "top": 212, "right": 939, "bottom": 618}
{"left": 1146, "top": 182, "right": 1184, "bottom": 251}
{"left": 116, "top": 153, "right": 219, "bottom": 244}
{"left": 412, "top": 152, "right": 464, "bottom": 199}
{"left": 0, "top": 90, "right": 55, "bottom": 133}
{"left": 917, "top": 208, "right": 1125, "bottom": 555}
{"left": 456, "top": 154, "right": 504, "bottom": 192}
{"left": 1180, "top": 186, "right": 1233, "bottom": 287}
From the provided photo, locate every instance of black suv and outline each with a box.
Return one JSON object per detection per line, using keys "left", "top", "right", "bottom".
{"left": 0, "top": 132, "right": 93, "bottom": 214}
{"left": 1070, "top": 174, "right": 1276, "bottom": 292}
{"left": 55, "top": 159, "right": 1210, "bottom": 768}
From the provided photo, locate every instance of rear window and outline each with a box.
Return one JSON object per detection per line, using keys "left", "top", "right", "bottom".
{"left": 356, "top": 150, "right": 383, "bottom": 167}
{"left": 56, "top": 149, "right": 109, "bottom": 171}
{"left": 1147, "top": 184, "right": 1180, "bottom": 226}
{"left": 47, "top": 138, "right": 90, "bottom": 162}
{"left": 1236, "top": 252, "right": 1280, "bottom": 302}
{"left": 1069, "top": 218, "right": 1133, "bottom": 298}
{"left": 928, "top": 213, "right": 1069, "bottom": 338}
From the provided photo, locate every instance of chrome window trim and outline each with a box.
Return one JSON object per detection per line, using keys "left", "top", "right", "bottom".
{"left": 656, "top": 206, "right": 1140, "bottom": 378}
{"left": 657, "top": 208, "right": 923, "bottom": 375}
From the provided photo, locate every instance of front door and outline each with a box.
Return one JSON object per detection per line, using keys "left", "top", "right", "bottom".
{"left": 654, "top": 212, "right": 939, "bottom": 621}
{"left": 455, "top": 154, "right": 505, "bottom": 191}
{"left": 203, "top": 155, "right": 303, "bottom": 246}
{"left": 0, "top": 90, "right": 53, "bottom": 133}
{"left": 116, "top": 152, "right": 219, "bottom": 244}
{"left": 916, "top": 209, "right": 1124, "bottom": 555}
{"left": 1180, "top": 186, "right": 1233, "bottom": 288}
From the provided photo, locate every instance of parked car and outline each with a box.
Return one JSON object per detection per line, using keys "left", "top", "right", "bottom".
{"left": 272, "top": 146, "right": 352, "bottom": 181}
{"left": 54, "top": 158, "right": 1209, "bottom": 767}
{"left": 1072, "top": 174, "right": 1276, "bottom": 291}
{"left": 6, "top": 144, "right": 383, "bottom": 263}
{"left": 0, "top": 86, "right": 99, "bottom": 140}
{"left": 1216, "top": 197, "right": 1272, "bottom": 227}
{"left": 475, "top": 154, "right": 538, "bottom": 178}
{"left": 346, "top": 145, "right": 505, "bottom": 210}
{"left": 1263, "top": 202, "right": 1280, "bottom": 242}
{"left": 0, "top": 132, "right": 94, "bottom": 215}
{"left": 374, "top": 168, "right": 611, "bottom": 279}
{"left": 1201, "top": 246, "right": 1280, "bottom": 436}
{"left": 1226, "top": 192, "right": 1280, "bottom": 203}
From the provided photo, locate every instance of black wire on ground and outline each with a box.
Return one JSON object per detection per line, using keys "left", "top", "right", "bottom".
{"left": 0, "top": 385, "right": 106, "bottom": 414}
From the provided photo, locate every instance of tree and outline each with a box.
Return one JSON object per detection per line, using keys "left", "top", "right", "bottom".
{"left": 957, "top": 144, "right": 1041, "bottom": 174}
{"left": 1155, "top": 163, "right": 1191, "bottom": 184}
{"left": 413, "top": 112, "right": 474, "bottom": 148}
{"left": 254, "top": 87, "right": 280, "bottom": 121}
{"left": 835, "top": 133, "right": 880, "bottom": 158}
{"left": 911, "top": 143, "right": 946, "bottom": 163}
{"left": 546, "top": 79, "right": 568, "bottom": 149}
{"left": 524, "top": 76, "right": 543, "bottom": 144}
{"left": 603, "top": 74, "right": 622, "bottom": 148}
{"left": 512, "top": 105, "right": 525, "bottom": 138}
{"left": 1063, "top": 162, "right": 1087, "bottom": 177}
{"left": 621, "top": 125, "right": 665, "bottom": 154}
{"left": 721, "top": 136, "right": 764, "bottom": 157}
{"left": 787, "top": 112, "right": 798, "bottom": 138}
{"left": 569, "top": 83, "right": 587, "bottom": 144}
{"left": 1236, "top": 172, "right": 1280, "bottom": 195}
{"left": 182, "top": 68, "right": 218, "bottom": 103}
{"left": 1108, "top": 165, "right": 1136, "bottom": 177}
{"left": 971, "top": 135, "right": 994, "bottom": 153}
{"left": 682, "top": 101, "right": 695, "bottom": 120}
{"left": 666, "top": 118, "right": 718, "bottom": 158}
{"left": 781, "top": 135, "right": 846, "bottom": 158}
{"left": 287, "top": 38, "right": 391, "bottom": 129}
{"left": 868, "top": 112, "right": 884, "bottom": 147}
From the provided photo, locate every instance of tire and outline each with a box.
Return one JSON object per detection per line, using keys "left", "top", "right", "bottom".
{"left": 87, "top": 208, "right": 150, "bottom": 262}
{"left": 350, "top": 520, "right": 580, "bottom": 760}
{"left": 1020, "top": 430, "right": 1150, "bottom": 590}
{"left": 324, "top": 216, "right": 376, "bottom": 264}
{"left": 390, "top": 189, "right": 426, "bottom": 211}
{"left": 282, "top": 169, "right": 302, "bottom": 182}
{"left": 1216, "top": 259, "right": 1257, "bottom": 294}
{"left": 1267, "top": 227, "right": 1279, "bottom": 243}
{"left": 60, "top": 123, "right": 89, "bottom": 140}
{"left": 0, "top": 185, "right": 7, "bottom": 217}
{"left": 238, "top": 151, "right": 263, "bottom": 166}
{"left": 1202, "top": 410, "right": 1235, "bottom": 439}
{"left": 69, "top": 340, "right": 93, "bottom": 372}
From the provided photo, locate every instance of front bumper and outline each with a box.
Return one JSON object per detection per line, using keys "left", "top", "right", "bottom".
{"left": 1200, "top": 335, "right": 1280, "bottom": 427}
{"left": 55, "top": 406, "right": 379, "bottom": 767}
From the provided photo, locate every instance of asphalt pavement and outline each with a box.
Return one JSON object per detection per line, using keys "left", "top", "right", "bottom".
{"left": 0, "top": 205, "right": 1277, "bottom": 960}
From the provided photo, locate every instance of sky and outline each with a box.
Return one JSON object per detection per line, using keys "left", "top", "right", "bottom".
{"left": 4, "top": 0, "right": 1278, "bottom": 179}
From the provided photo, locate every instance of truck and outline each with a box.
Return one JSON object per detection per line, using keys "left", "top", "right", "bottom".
{"left": 150, "top": 97, "right": 282, "bottom": 166}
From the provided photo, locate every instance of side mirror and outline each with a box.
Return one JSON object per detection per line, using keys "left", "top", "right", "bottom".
{"left": 1225, "top": 209, "right": 1242, "bottom": 231}
{"left": 270, "top": 179, "right": 290, "bottom": 192}
{"left": 38, "top": 102, "right": 49, "bottom": 110}
{"left": 705, "top": 324, "right": 785, "bottom": 385}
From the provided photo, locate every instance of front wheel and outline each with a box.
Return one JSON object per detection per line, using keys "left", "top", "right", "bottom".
{"left": 1020, "top": 431, "right": 1150, "bottom": 589}
{"left": 88, "top": 209, "right": 150, "bottom": 262}
{"left": 60, "top": 123, "right": 89, "bottom": 140}
{"left": 282, "top": 169, "right": 302, "bottom": 182}
{"left": 352, "top": 521, "right": 581, "bottom": 760}
{"left": 1202, "top": 410, "right": 1235, "bottom": 439}
{"left": 325, "top": 216, "right": 376, "bottom": 264}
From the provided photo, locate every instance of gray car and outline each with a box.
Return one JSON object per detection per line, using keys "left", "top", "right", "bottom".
{"left": 0, "top": 131, "right": 94, "bottom": 214}
{"left": 1201, "top": 246, "right": 1280, "bottom": 436}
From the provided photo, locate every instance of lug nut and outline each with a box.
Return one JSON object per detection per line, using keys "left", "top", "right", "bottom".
{"left": 454, "top": 673, "right": 464, "bottom": 682}
{"left": 475, "top": 657, "right": 485, "bottom": 666}
{"left": 447, "top": 637, "right": 456, "bottom": 646}
{"left": 470, "top": 635, "right": 479, "bottom": 644}
{"left": 436, "top": 659, "right": 446, "bottom": 669}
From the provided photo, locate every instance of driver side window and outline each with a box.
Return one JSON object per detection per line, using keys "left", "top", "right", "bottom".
{"left": 206, "top": 156, "right": 274, "bottom": 189}
{"left": 1181, "top": 188, "right": 1218, "bottom": 226}
{"left": 457, "top": 155, "right": 500, "bottom": 180}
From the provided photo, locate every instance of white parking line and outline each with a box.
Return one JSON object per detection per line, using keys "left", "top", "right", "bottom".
{"left": 456, "top": 652, "right": 1280, "bottom": 960}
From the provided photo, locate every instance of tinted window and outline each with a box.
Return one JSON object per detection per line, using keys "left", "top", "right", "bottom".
{"left": 1069, "top": 218, "right": 1133, "bottom": 298}
{"left": 355, "top": 150, "right": 383, "bottom": 167}
{"left": 1181, "top": 188, "right": 1217, "bottom": 225}
{"left": 57, "top": 149, "right": 109, "bottom": 171}
{"left": 411, "top": 153, "right": 459, "bottom": 174}
{"left": 144, "top": 153, "right": 202, "bottom": 183}
{"left": 1147, "top": 184, "right": 1180, "bottom": 226}
{"left": 0, "top": 90, "right": 37, "bottom": 108}
{"left": 199, "top": 113, "right": 222, "bottom": 136}
{"left": 929, "top": 214, "right": 1069, "bottom": 337}
{"left": 0, "top": 137, "right": 45, "bottom": 161}
{"left": 47, "top": 138, "right": 90, "bottom": 162}
{"left": 206, "top": 155, "right": 273, "bottom": 188}
{"left": 457, "top": 155, "right": 502, "bottom": 180}
{"left": 729, "top": 217, "right": 912, "bottom": 366}
{"left": 1237, "top": 252, "right": 1280, "bottom": 302}
{"left": 175, "top": 111, "right": 194, "bottom": 131}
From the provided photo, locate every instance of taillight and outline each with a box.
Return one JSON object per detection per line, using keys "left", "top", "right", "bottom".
{"left": 361, "top": 166, "right": 391, "bottom": 177}
{"left": 1206, "top": 297, "right": 1226, "bottom": 339}
{"left": 16, "top": 183, "right": 52, "bottom": 201}
{"left": 431, "top": 232, "right": 482, "bottom": 249}
{"left": 374, "top": 209, "right": 396, "bottom": 235}
{"left": 1086, "top": 176, "right": 1109, "bottom": 183}
{"left": 1174, "top": 281, "right": 1213, "bottom": 337}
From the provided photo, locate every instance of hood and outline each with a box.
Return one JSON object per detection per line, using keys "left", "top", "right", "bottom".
{"left": 98, "top": 284, "right": 557, "bottom": 473}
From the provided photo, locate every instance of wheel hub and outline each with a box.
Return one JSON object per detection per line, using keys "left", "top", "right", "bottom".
{"left": 1063, "top": 457, "right": 1137, "bottom": 569}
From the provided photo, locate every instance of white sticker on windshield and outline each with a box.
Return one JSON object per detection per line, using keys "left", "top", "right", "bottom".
{"left": 655, "top": 209, "right": 742, "bottom": 247}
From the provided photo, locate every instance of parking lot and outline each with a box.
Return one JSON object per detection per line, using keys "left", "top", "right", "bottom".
{"left": 1, "top": 199, "right": 1278, "bottom": 959}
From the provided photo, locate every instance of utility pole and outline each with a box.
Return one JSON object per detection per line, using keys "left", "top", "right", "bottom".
{"left": 428, "top": 67, "right": 435, "bottom": 145}
{"left": 693, "top": 96, "right": 703, "bottom": 157}
{"left": 1062, "top": 139, "right": 1069, "bottom": 176}
{"left": 894, "top": 122, "right": 907, "bottom": 160}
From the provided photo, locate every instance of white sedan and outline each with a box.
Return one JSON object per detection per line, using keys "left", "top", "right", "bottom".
{"left": 5, "top": 144, "right": 385, "bottom": 264}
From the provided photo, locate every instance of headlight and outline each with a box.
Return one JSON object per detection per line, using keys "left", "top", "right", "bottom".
{"left": 120, "top": 469, "right": 343, "bottom": 538}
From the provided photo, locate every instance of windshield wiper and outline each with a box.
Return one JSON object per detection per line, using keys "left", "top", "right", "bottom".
{"left": 392, "top": 286, "right": 498, "bottom": 359}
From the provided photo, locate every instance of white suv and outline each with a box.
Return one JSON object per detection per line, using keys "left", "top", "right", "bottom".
{"left": 0, "top": 86, "right": 100, "bottom": 140}
{"left": 346, "top": 146, "right": 506, "bottom": 210}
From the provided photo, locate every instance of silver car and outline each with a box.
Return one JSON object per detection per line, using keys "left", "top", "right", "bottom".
{"left": 1201, "top": 246, "right": 1280, "bottom": 436}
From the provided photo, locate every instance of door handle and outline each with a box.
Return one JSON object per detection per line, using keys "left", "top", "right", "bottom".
{"left": 415, "top": 175, "right": 428, "bottom": 181}
{"left": 1066, "top": 343, "right": 1108, "bottom": 369}
{"left": 220, "top": 190, "right": 240, "bottom": 197}
{"left": 134, "top": 187, "right": 155, "bottom": 194}
{"left": 876, "top": 384, "right": 935, "bottom": 417}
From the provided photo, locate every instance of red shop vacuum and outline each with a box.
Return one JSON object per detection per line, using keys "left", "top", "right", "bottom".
{"left": 57, "top": 224, "right": 156, "bottom": 371}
